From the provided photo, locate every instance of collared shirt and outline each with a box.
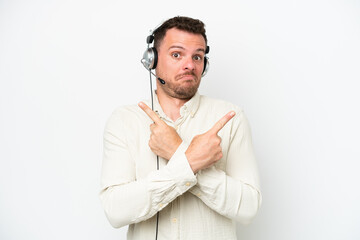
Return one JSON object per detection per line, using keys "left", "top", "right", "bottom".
{"left": 100, "top": 91, "right": 261, "bottom": 240}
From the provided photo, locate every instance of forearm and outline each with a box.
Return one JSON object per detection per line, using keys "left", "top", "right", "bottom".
{"left": 189, "top": 166, "right": 261, "bottom": 224}
{"left": 100, "top": 142, "right": 197, "bottom": 228}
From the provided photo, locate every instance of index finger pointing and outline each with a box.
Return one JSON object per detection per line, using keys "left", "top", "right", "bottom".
{"left": 138, "top": 102, "right": 162, "bottom": 124}
{"left": 209, "top": 111, "right": 236, "bottom": 134}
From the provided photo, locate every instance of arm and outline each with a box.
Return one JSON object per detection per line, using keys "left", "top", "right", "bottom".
{"left": 99, "top": 109, "right": 197, "bottom": 228}
{"left": 189, "top": 110, "right": 262, "bottom": 224}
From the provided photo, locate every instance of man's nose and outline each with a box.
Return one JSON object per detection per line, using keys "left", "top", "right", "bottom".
{"left": 183, "top": 57, "right": 195, "bottom": 71}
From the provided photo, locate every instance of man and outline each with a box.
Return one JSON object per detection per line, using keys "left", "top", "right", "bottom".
{"left": 100, "top": 16, "right": 261, "bottom": 240}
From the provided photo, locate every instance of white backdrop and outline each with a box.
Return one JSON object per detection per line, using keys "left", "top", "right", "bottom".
{"left": 1, "top": 0, "right": 359, "bottom": 239}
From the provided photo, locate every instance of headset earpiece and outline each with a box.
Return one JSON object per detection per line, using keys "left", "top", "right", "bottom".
{"left": 202, "top": 56, "right": 209, "bottom": 76}
{"left": 141, "top": 46, "right": 158, "bottom": 70}
{"left": 202, "top": 46, "right": 210, "bottom": 76}
{"left": 141, "top": 34, "right": 158, "bottom": 70}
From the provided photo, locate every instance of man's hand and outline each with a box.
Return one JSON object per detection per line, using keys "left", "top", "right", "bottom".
{"left": 185, "top": 111, "right": 235, "bottom": 173}
{"left": 138, "top": 102, "right": 182, "bottom": 160}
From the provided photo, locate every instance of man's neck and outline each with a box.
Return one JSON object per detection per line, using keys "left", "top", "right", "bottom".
{"left": 156, "top": 88, "right": 190, "bottom": 122}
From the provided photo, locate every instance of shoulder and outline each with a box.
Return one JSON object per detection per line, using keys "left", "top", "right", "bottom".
{"left": 197, "top": 94, "right": 250, "bottom": 134}
{"left": 105, "top": 104, "right": 148, "bottom": 132}
{"left": 110, "top": 104, "right": 142, "bottom": 118}
{"left": 198, "top": 94, "right": 244, "bottom": 117}
{"left": 108, "top": 104, "right": 139, "bottom": 120}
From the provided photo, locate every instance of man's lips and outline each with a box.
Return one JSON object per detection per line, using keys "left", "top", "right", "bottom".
{"left": 176, "top": 73, "right": 197, "bottom": 81}
{"left": 179, "top": 75, "right": 194, "bottom": 80}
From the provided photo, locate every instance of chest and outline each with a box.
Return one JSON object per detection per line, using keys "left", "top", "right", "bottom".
{"left": 126, "top": 115, "right": 232, "bottom": 179}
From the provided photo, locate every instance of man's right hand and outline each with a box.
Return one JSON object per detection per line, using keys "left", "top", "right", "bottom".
{"left": 138, "top": 102, "right": 182, "bottom": 161}
{"left": 185, "top": 111, "right": 235, "bottom": 173}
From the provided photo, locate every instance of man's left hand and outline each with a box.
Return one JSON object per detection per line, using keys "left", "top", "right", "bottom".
{"left": 138, "top": 102, "right": 182, "bottom": 160}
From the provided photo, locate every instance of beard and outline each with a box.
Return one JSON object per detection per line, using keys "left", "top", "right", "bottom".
{"left": 161, "top": 72, "right": 201, "bottom": 100}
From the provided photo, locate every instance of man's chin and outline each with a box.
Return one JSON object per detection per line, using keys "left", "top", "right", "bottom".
{"left": 173, "top": 87, "right": 198, "bottom": 99}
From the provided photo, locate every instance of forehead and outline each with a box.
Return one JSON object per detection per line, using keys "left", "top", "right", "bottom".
{"left": 159, "top": 28, "right": 206, "bottom": 50}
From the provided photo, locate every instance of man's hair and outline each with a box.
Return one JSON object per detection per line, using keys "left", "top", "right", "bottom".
{"left": 153, "top": 16, "right": 207, "bottom": 50}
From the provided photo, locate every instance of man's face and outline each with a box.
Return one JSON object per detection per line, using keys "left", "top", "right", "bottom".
{"left": 156, "top": 28, "right": 206, "bottom": 100}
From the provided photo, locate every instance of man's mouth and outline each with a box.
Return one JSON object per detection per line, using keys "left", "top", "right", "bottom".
{"left": 176, "top": 73, "right": 197, "bottom": 81}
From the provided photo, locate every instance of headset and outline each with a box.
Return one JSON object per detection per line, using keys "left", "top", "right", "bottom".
{"left": 141, "top": 29, "right": 210, "bottom": 81}
{"left": 140, "top": 26, "right": 210, "bottom": 240}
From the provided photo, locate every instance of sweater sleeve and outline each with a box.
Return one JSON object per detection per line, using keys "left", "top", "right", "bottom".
{"left": 99, "top": 110, "right": 197, "bottom": 228}
{"left": 189, "top": 110, "right": 262, "bottom": 224}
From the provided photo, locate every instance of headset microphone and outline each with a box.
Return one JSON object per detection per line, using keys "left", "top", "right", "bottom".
{"left": 141, "top": 59, "right": 166, "bottom": 84}
{"left": 150, "top": 71, "right": 166, "bottom": 85}
{"left": 159, "top": 78, "right": 165, "bottom": 85}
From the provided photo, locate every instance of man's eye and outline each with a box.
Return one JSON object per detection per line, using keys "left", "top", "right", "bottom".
{"left": 193, "top": 55, "right": 202, "bottom": 61}
{"left": 172, "top": 53, "right": 180, "bottom": 58}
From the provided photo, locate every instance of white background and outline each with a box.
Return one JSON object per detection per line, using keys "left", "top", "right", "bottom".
{"left": 1, "top": 0, "right": 359, "bottom": 239}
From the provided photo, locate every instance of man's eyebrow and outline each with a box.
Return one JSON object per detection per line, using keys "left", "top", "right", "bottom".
{"left": 168, "top": 45, "right": 185, "bottom": 50}
{"left": 168, "top": 46, "right": 205, "bottom": 53}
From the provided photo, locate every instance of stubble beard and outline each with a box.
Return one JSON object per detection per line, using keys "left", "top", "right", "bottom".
{"left": 161, "top": 73, "right": 201, "bottom": 100}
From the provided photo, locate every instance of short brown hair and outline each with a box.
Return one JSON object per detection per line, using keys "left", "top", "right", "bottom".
{"left": 153, "top": 16, "right": 207, "bottom": 50}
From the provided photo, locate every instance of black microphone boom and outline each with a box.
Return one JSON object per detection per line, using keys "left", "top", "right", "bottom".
{"left": 158, "top": 78, "right": 165, "bottom": 85}
{"left": 149, "top": 71, "right": 166, "bottom": 85}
